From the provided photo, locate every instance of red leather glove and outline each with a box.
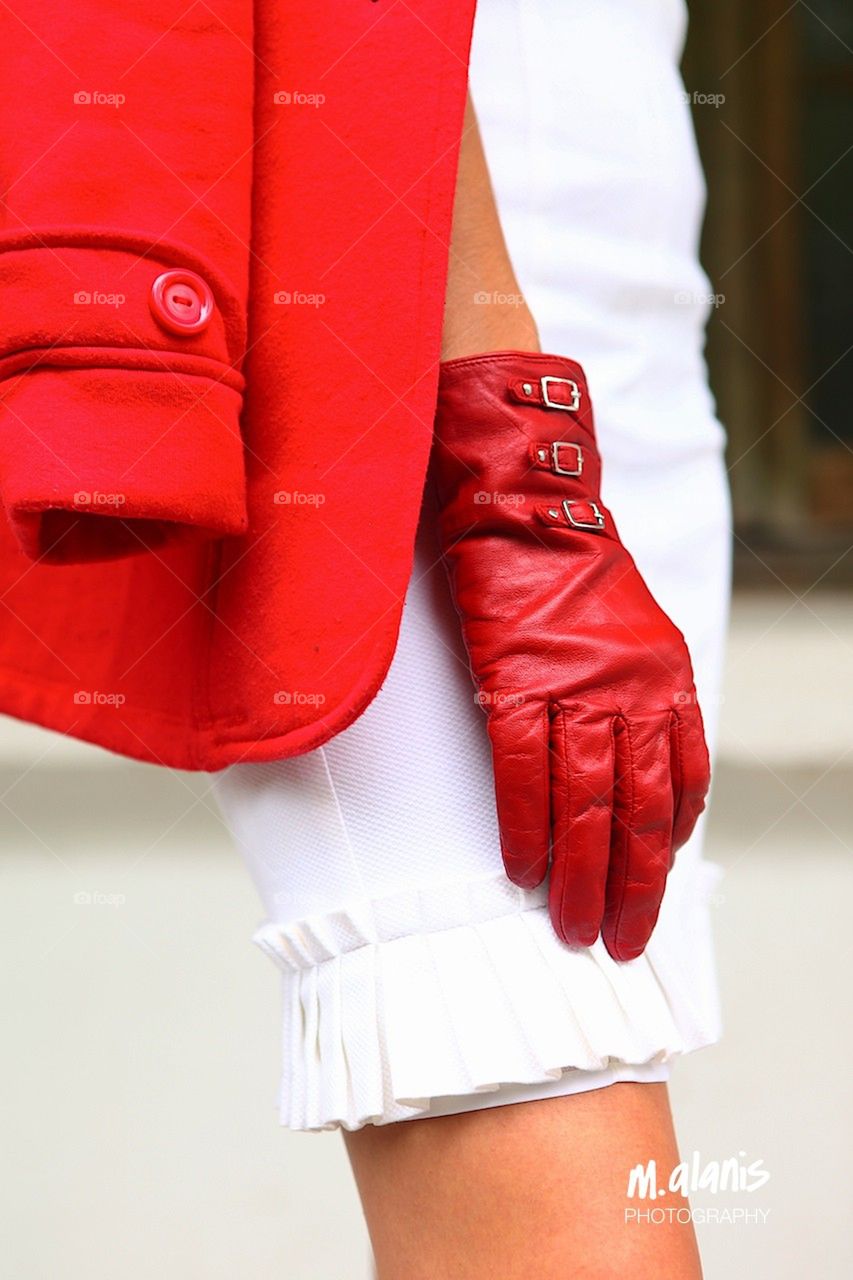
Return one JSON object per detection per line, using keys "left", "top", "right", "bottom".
{"left": 432, "top": 351, "right": 711, "bottom": 961}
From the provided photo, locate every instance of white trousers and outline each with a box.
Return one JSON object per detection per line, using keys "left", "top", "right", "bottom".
{"left": 212, "top": 0, "right": 731, "bottom": 1132}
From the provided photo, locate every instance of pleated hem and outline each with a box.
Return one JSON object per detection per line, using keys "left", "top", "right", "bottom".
{"left": 252, "top": 857, "right": 723, "bottom": 1131}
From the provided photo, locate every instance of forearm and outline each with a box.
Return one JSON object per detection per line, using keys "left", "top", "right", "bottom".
{"left": 441, "top": 94, "right": 540, "bottom": 361}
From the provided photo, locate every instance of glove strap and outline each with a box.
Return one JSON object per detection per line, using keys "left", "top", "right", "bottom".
{"left": 507, "top": 373, "right": 583, "bottom": 412}
{"left": 530, "top": 440, "right": 585, "bottom": 477}
{"left": 537, "top": 498, "right": 607, "bottom": 532}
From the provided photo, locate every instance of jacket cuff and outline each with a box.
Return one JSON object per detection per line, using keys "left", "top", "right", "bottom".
{"left": 0, "top": 237, "right": 249, "bottom": 564}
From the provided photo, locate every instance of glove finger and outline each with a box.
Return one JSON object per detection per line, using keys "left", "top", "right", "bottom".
{"left": 487, "top": 698, "right": 551, "bottom": 888}
{"left": 548, "top": 709, "right": 615, "bottom": 948}
{"left": 670, "top": 705, "right": 712, "bottom": 852}
{"left": 603, "top": 715, "right": 675, "bottom": 963}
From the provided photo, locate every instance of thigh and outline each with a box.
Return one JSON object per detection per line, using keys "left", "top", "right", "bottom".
{"left": 344, "top": 1082, "right": 702, "bottom": 1280}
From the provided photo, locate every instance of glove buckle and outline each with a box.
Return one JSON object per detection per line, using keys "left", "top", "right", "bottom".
{"left": 550, "top": 441, "right": 584, "bottom": 476}
{"left": 562, "top": 498, "right": 605, "bottom": 531}
{"left": 541, "top": 376, "right": 581, "bottom": 412}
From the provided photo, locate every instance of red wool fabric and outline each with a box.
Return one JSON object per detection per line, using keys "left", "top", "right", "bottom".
{"left": 0, "top": 1, "right": 477, "bottom": 767}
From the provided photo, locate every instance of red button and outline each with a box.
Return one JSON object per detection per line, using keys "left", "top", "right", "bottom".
{"left": 149, "top": 270, "right": 214, "bottom": 335}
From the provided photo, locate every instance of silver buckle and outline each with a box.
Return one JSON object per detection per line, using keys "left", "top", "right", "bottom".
{"left": 562, "top": 499, "right": 605, "bottom": 531}
{"left": 541, "top": 376, "right": 581, "bottom": 412}
{"left": 551, "top": 441, "right": 583, "bottom": 477}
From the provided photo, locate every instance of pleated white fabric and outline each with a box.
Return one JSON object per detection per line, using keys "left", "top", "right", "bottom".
{"left": 250, "top": 861, "right": 722, "bottom": 1130}
{"left": 211, "top": 0, "right": 731, "bottom": 1132}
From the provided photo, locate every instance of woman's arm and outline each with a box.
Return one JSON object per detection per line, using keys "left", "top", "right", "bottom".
{"left": 441, "top": 94, "right": 540, "bottom": 361}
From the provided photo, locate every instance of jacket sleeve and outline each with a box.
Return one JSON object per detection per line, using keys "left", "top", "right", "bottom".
{"left": 0, "top": 2, "right": 254, "bottom": 563}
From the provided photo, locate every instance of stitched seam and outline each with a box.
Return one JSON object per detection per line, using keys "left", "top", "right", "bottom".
{"left": 559, "top": 708, "right": 572, "bottom": 935}
{"left": 257, "top": 878, "right": 551, "bottom": 971}
{"left": 539, "top": 699, "right": 551, "bottom": 845}
{"left": 670, "top": 709, "right": 685, "bottom": 823}
{"left": 0, "top": 350, "right": 243, "bottom": 388}
{"left": 610, "top": 714, "right": 634, "bottom": 953}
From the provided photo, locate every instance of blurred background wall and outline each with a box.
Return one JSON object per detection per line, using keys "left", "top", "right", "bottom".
{"left": 1, "top": 2, "right": 852, "bottom": 1277}
{"left": 684, "top": 0, "right": 853, "bottom": 583}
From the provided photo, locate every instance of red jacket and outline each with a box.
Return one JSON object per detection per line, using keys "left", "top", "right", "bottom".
{"left": 0, "top": 1, "right": 476, "bottom": 768}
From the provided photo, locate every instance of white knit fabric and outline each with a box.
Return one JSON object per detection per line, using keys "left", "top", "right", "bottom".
{"left": 211, "top": 0, "right": 731, "bottom": 1132}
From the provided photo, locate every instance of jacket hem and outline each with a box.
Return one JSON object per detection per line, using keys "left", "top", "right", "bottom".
{"left": 0, "top": 623, "right": 400, "bottom": 770}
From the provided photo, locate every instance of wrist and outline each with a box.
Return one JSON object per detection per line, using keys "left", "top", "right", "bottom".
{"left": 440, "top": 297, "right": 539, "bottom": 362}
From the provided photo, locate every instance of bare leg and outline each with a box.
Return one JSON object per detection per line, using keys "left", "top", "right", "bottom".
{"left": 344, "top": 1083, "right": 702, "bottom": 1280}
